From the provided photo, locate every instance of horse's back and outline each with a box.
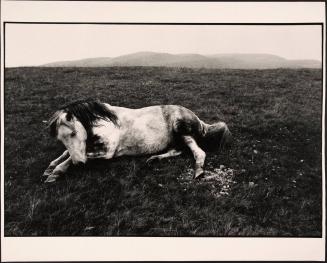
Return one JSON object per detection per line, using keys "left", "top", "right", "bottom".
{"left": 109, "top": 104, "right": 204, "bottom": 156}
{"left": 111, "top": 105, "right": 173, "bottom": 156}
{"left": 112, "top": 104, "right": 203, "bottom": 136}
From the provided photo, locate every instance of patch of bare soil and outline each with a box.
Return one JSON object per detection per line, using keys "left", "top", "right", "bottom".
{"left": 178, "top": 166, "right": 236, "bottom": 198}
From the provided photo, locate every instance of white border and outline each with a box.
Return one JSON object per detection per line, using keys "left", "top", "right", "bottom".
{"left": 1, "top": 1, "right": 325, "bottom": 23}
{"left": 1, "top": 1, "right": 326, "bottom": 261}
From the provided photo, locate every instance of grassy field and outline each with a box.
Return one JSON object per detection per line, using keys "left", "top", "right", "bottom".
{"left": 4, "top": 67, "right": 322, "bottom": 236}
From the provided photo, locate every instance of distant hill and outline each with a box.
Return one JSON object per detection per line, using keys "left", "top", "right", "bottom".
{"left": 42, "top": 52, "right": 321, "bottom": 69}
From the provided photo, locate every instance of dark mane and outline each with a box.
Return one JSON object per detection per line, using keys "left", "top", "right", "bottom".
{"left": 49, "top": 99, "right": 118, "bottom": 137}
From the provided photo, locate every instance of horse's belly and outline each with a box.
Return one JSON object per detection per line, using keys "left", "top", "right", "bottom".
{"left": 117, "top": 137, "right": 170, "bottom": 156}
{"left": 115, "top": 111, "right": 172, "bottom": 156}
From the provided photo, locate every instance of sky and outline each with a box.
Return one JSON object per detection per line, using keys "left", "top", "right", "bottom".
{"left": 5, "top": 24, "right": 322, "bottom": 67}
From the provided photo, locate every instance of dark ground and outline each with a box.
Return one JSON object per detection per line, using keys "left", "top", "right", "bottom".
{"left": 4, "top": 67, "right": 322, "bottom": 236}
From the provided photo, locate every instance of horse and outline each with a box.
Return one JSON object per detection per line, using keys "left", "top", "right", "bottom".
{"left": 43, "top": 99, "right": 232, "bottom": 183}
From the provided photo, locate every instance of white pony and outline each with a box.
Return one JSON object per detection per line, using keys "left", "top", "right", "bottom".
{"left": 43, "top": 99, "right": 231, "bottom": 183}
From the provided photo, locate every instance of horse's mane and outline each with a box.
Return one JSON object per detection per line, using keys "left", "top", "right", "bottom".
{"left": 49, "top": 99, "right": 118, "bottom": 137}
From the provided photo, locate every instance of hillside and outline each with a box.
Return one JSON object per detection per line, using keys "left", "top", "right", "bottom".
{"left": 42, "top": 52, "right": 321, "bottom": 69}
{"left": 4, "top": 67, "right": 322, "bottom": 236}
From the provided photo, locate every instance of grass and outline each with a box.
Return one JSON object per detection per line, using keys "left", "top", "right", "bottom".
{"left": 4, "top": 66, "right": 322, "bottom": 236}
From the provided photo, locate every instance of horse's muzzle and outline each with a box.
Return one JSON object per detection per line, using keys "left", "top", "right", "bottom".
{"left": 71, "top": 155, "right": 87, "bottom": 165}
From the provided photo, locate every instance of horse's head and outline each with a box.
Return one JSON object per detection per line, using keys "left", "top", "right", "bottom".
{"left": 50, "top": 110, "right": 87, "bottom": 164}
{"left": 48, "top": 100, "right": 118, "bottom": 164}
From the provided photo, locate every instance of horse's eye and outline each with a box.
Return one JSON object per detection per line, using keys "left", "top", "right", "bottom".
{"left": 71, "top": 131, "right": 76, "bottom": 137}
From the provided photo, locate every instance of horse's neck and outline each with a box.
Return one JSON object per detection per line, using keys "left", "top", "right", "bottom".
{"left": 103, "top": 103, "right": 115, "bottom": 111}
{"left": 91, "top": 118, "right": 118, "bottom": 138}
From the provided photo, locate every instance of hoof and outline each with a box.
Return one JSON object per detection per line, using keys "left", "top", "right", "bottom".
{"left": 44, "top": 172, "right": 60, "bottom": 183}
{"left": 146, "top": 156, "right": 157, "bottom": 164}
{"left": 194, "top": 168, "right": 205, "bottom": 179}
{"left": 44, "top": 176, "right": 57, "bottom": 183}
{"left": 42, "top": 168, "right": 54, "bottom": 177}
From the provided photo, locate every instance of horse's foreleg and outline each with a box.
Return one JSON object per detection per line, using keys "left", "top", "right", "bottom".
{"left": 43, "top": 150, "right": 70, "bottom": 177}
{"left": 86, "top": 151, "right": 107, "bottom": 159}
{"left": 182, "top": 135, "right": 206, "bottom": 179}
{"left": 146, "top": 149, "right": 182, "bottom": 163}
{"left": 44, "top": 157, "right": 72, "bottom": 183}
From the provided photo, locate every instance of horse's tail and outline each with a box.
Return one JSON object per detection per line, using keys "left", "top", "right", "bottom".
{"left": 198, "top": 120, "right": 232, "bottom": 151}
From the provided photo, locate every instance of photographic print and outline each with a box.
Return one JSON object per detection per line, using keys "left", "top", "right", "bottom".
{"left": 4, "top": 23, "right": 323, "bottom": 237}
{"left": 1, "top": 1, "right": 325, "bottom": 262}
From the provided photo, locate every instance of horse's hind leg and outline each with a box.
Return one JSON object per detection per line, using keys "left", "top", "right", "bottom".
{"left": 43, "top": 150, "right": 69, "bottom": 177}
{"left": 44, "top": 157, "right": 72, "bottom": 183}
{"left": 146, "top": 149, "right": 182, "bottom": 163}
{"left": 182, "top": 135, "right": 206, "bottom": 179}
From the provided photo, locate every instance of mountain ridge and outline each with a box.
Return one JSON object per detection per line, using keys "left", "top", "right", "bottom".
{"left": 42, "top": 52, "right": 321, "bottom": 69}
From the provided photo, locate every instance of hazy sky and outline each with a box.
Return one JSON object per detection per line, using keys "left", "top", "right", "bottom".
{"left": 5, "top": 24, "right": 322, "bottom": 67}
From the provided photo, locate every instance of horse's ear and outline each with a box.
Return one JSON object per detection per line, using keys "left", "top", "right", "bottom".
{"left": 66, "top": 112, "right": 72, "bottom": 121}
